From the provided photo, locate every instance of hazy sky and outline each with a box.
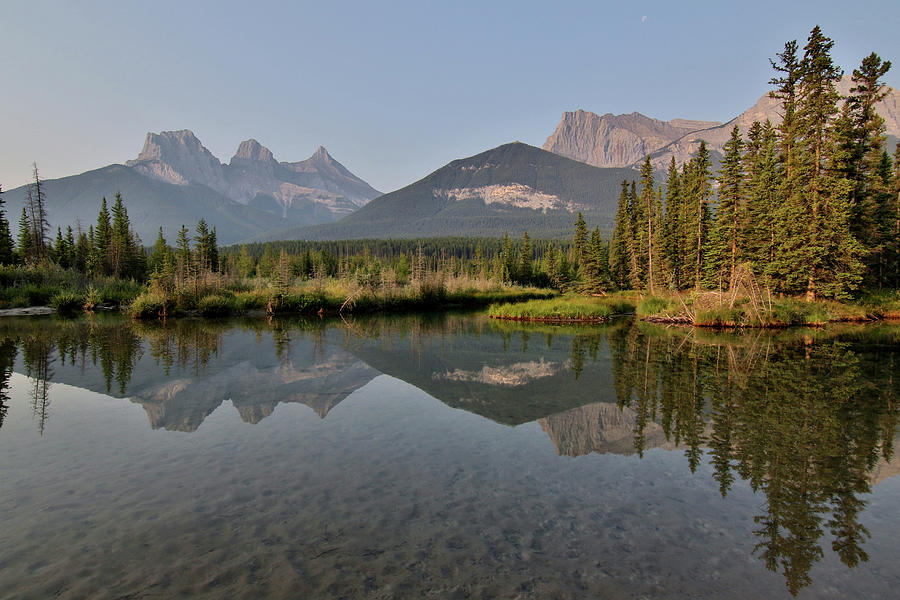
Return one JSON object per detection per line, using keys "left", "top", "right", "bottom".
{"left": 2, "top": 0, "right": 899, "bottom": 193}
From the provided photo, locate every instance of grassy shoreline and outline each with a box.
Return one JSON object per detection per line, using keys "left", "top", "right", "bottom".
{"left": 487, "top": 290, "right": 900, "bottom": 328}
{"left": 488, "top": 293, "right": 637, "bottom": 322}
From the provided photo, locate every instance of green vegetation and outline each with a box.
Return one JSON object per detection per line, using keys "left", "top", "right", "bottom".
{"left": 488, "top": 293, "right": 634, "bottom": 322}
{"left": 636, "top": 289, "right": 880, "bottom": 327}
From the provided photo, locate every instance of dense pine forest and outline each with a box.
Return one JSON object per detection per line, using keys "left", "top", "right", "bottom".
{"left": 0, "top": 26, "right": 897, "bottom": 317}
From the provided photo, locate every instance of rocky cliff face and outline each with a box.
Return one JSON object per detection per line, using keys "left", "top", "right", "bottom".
{"left": 545, "top": 77, "right": 900, "bottom": 172}
{"left": 126, "top": 130, "right": 231, "bottom": 195}
{"left": 542, "top": 110, "right": 720, "bottom": 168}
{"left": 125, "top": 130, "right": 381, "bottom": 223}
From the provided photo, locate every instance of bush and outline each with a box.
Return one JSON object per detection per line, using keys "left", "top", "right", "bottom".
{"left": 197, "top": 294, "right": 232, "bottom": 317}
{"left": 51, "top": 291, "right": 85, "bottom": 315}
{"left": 130, "top": 291, "right": 171, "bottom": 319}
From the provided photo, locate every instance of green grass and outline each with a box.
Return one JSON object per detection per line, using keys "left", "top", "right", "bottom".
{"left": 488, "top": 293, "right": 635, "bottom": 321}
{"left": 637, "top": 291, "right": 882, "bottom": 328}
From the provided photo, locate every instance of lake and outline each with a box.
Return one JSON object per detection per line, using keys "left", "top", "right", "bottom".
{"left": 0, "top": 313, "right": 898, "bottom": 599}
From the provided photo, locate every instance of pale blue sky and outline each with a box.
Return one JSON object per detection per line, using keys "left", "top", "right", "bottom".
{"left": 2, "top": 0, "right": 899, "bottom": 193}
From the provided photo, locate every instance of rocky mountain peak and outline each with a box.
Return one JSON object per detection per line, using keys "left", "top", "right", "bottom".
{"left": 543, "top": 110, "right": 721, "bottom": 168}
{"left": 309, "top": 146, "right": 333, "bottom": 163}
{"left": 231, "top": 139, "right": 276, "bottom": 164}
{"left": 126, "top": 129, "right": 227, "bottom": 192}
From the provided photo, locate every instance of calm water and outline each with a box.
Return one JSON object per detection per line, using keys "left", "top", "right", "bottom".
{"left": 0, "top": 314, "right": 898, "bottom": 599}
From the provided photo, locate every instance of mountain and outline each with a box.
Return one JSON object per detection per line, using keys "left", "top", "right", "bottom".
{"left": 546, "top": 76, "right": 900, "bottom": 172}
{"left": 1, "top": 164, "right": 287, "bottom": 246}
{"left": 543, "top": 110, "right": 720, "bottom": 168}
{"left": 126, "top": 130, "right": 381, "bottom": 219}
{"left": 3, "top": 130, "right": 381, "bottom": 245}
{"left": 264, "top": 142, "right": 639, "bottom": 241}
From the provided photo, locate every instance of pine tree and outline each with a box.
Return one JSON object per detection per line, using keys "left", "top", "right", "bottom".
{"left": 638, "top": 156, "right": 658, "bottom": 293}
{"left": 148, "top": 228, "right": 171, "bottom": 274}
{"left": 683, "top": 142, "right": 713, "bottom": 288}
{"left": 109, "top": 192, "right": 138, "bottom": 278}
{"left": 91, "top": 197, "right": 112, "bottom": 275}
{"left": 0, "top": 184, "right": 14, "bottom": 265}
{"left": 842, "top": 52, "right": 893, "bottom": 286}
{"left": 26, "top": 163, "right": 49, "bottom": 262}
{"left": 572, "top": 213, "right": 588, "bottom": 272}
{"left": 519, "top": 231, "right": 532, "bottom": 284}
{"left": 795, "top": 25, "right": 864, "bottom": 299}
{"left": 17, "top": 207, "right": 31, "bottom": 263}
{"left": 608, "top": 180, "right": 633, "bottom": 289}
{"left": 545, "top": 243, "right": 561, "bottom": 288}
{"left": 706, "top": 125, "right": 746, "bottom": 289}
{"left": 744, "top": 120, "right": 781, "bottom": 284}
{"left": 663, "top": 158, "right": 683, "bottom": 289}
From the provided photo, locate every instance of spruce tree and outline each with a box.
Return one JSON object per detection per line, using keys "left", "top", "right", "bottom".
{"left": 744, "top": 120, "right": 781, "bottom": 285}
{"left": 17, "top": 207, "right": 31, "bottom": 263}
{"left": 638, "top": 156, "right": 657, "bottom": 293}
{"left": 663, "top": 158, "right": 683, "bottom": 289}
{"left": 796, "top": 26, "right": 864, "bottom": 299}
{"left": 706, "top": 125, "right": 746, "bottom": 289}
{"left": 683, "top": 143, "right": 713, "bottom": 288}
{"left": 0, "top": 184, "right": 14, "bottom": 265}
{"left": 91, "top": 197, "right": 112, "bottom": 275}
{"left": 572, "top": 213, "right": 588, "bottom": 272}
{"left": 519, "top": 231, "right": 532, "bottom": 284}
{"left": 608, "top": 180, "right": 632, "bottom": 289}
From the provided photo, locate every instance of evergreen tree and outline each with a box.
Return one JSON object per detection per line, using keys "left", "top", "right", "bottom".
{"left": 745, "top": 121, "right": 781, "bottom": 284}
{"left": 26, "top": 163, "right": 49, "bottom": 262}
{"left": 17, "top": 207, "right": 31, "bottom": 263}
{"left": 663, "top": 158, "right": 683, "bottom": 289}
{"left": 706, "top": 125, "right": 746, "bottom": 289}
{"left": 608, "top": 180, "right": 633, "bottom": 289}
{"left": 545, "top": 242, "right": 561, "bottom": 288}
{"left": 73, "top": 229, "right": 90, "bottom": 273}
{"left": 519, "top": 231, "right": 532, "bottom": 284}
{"left": 91, "top": 197, "right": 112, "bottom": 275}
{"left": 794, "top": 26, "right": 864, "bottom": 299}
{"left": 148, "top": 228, "right": 171, "bottom": 274}
{"left": 638, "top": 156, "right": 658, "bottom": 293}
{"left": 572, "top": 212, "right": 588, "bottom": 271}
{"left": 0, "top": 184, "right": 14, "bottom": 265}
{"left": 683, "top": 142, "right": 713, "bottom": 288}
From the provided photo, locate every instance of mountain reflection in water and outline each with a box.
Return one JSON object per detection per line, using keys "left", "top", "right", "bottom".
{"left": 1, "top": 314, "right": 898, "bottom": 595}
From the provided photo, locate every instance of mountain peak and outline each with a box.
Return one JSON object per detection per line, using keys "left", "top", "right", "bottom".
{"left": 231, "top": 139, "right": 275, "bottom": 164}
{"left": 126, "top": 129, "right": 226, "bottom": 190}
{"left": 309, "top": 146, "right": 332, "bottom": 162}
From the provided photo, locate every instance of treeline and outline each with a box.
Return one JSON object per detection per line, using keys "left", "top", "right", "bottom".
{"left": 0, "top": 167, "right": 148, "bottom": 281}
{"left": 588, "top": 26, "right": 899, "bottom": 300}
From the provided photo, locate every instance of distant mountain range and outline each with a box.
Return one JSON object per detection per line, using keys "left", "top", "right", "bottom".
{"left": 3, "top": 77, "right": 897, "bottom": 246}
{"left": 3, "top": 130, "right": 381, "bottom": 245}
{"left": 265, "top": 142, "right": 638, "bottom": 241}
{"left": 545, "top": 76, "right": 900, "bottom": 172}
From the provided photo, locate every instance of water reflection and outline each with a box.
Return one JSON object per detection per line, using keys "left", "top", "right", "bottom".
{"left": 1, "top": 314, "right": 899, "bottom": 594}
{"left": 608, "top": 324, "right": 900, "bottom": 595}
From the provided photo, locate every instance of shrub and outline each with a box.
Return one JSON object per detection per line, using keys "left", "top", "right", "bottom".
{"left": 51, "top": 291, "right": 85, "bottom": 315}
{"left": 130, "top": 291, "right": 171, "bottom": 319}
{"left": 197, "top": 294, "right": 232, "bottom": 317}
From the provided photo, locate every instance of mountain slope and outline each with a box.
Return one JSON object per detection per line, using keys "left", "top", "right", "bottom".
{"left": 265, "top": 142, "right": 638, "bottom": 240}
{"left": 2, "top": 165, "right": 287, "bottom": 245}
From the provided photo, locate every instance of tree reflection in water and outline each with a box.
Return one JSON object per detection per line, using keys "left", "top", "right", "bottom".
{"left": 608, "top": 323, "right": 900, "bottom": 595}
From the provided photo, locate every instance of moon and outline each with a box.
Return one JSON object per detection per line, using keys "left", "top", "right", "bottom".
{"left": 641, "top": 15, "right": 647, "bottom": 23}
